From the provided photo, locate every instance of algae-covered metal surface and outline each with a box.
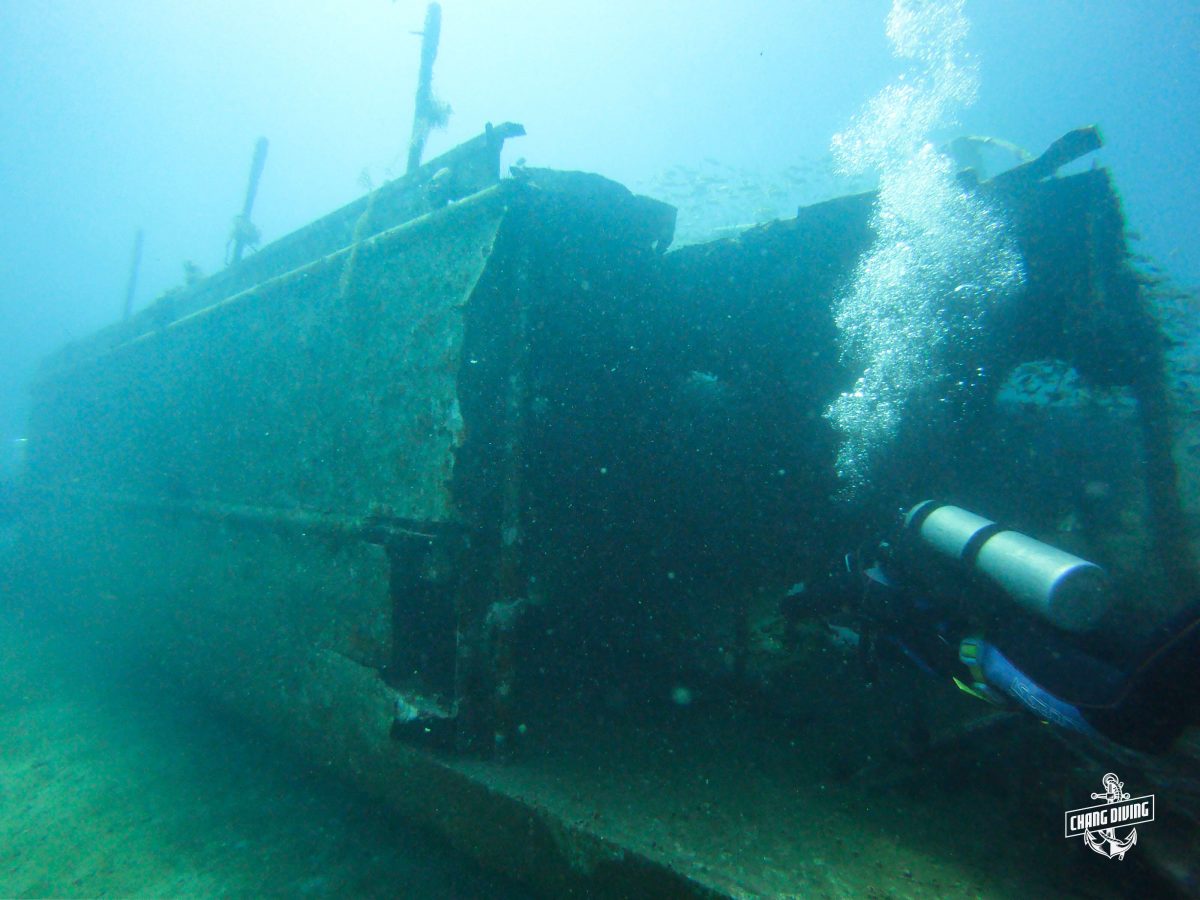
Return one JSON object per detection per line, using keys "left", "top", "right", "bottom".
{"left": 29, "top": 189, "right": 506, "bottom": 523}
{"left": 8, "top": 125, "right": 1195, "bottom": 897}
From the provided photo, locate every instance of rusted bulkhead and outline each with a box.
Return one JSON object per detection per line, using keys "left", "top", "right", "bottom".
{"left": 7, "top": 126, "right": 1192, "bottom": 895}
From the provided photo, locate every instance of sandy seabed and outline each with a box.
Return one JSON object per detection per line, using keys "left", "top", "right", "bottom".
{"left": 0, "top": 613, "right": 530, "bottom": 899}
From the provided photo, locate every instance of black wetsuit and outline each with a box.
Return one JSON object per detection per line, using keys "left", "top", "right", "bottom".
{"left": 1080, "top": 604, "right": 1200, "bottom": 752}
{"left": 789, "top": 552, "right": 1200, "bottom": 753}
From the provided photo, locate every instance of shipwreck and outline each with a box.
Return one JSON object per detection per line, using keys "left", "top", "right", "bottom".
{"left": 5, "top": 118, "right": 1198, "bottom": 896}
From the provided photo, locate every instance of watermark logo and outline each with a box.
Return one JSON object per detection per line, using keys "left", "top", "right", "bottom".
{"left": 1064, "top": 773, "right": 1155, "bottom": 860}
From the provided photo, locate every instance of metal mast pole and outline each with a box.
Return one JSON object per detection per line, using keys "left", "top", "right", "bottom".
{"left": 406, "top": 3, "right": 448, "bottom": 174}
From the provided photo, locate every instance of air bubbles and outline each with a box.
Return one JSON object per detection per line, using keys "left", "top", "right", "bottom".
{"left": 824, "top": 0, "right": 1026, "bottom": 498}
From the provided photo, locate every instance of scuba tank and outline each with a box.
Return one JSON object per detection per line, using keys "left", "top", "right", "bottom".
{"left": 904, "top": 500, "right": 1110, "bottom": 632}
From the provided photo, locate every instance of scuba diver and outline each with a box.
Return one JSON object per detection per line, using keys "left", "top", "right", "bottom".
{"left": 785, "top": 501, "right": 1200, "bottom": 755}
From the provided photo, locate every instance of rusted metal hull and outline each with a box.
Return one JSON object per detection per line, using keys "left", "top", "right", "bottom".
{"left": 7, "top": 127, "right": 1194, "bottom": 895}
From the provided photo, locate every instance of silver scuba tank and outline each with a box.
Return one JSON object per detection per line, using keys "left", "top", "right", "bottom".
{"left": 904, "top": 500, "right": 1110, "bottom": 632}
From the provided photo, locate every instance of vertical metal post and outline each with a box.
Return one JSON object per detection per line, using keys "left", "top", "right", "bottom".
{"left": 121, "top": 228, "right": 144, "bottom": 320}
{"left": 228, "top": 137, "right": 269, "bottom": 265}
{"left": 406, "top": 3, "right": 448, "bottom": 174}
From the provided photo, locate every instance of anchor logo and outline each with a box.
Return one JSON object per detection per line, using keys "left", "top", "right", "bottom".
{"left": 1064, "top": 772, "right": 1155, "bottom": 860}
{"left": 1083, "top": 774, "right": 1137, "bottom": 859}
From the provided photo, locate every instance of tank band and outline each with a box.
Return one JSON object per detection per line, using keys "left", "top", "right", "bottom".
{"left": 960, "top": 522, "right": 1005, "bottom": 566}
